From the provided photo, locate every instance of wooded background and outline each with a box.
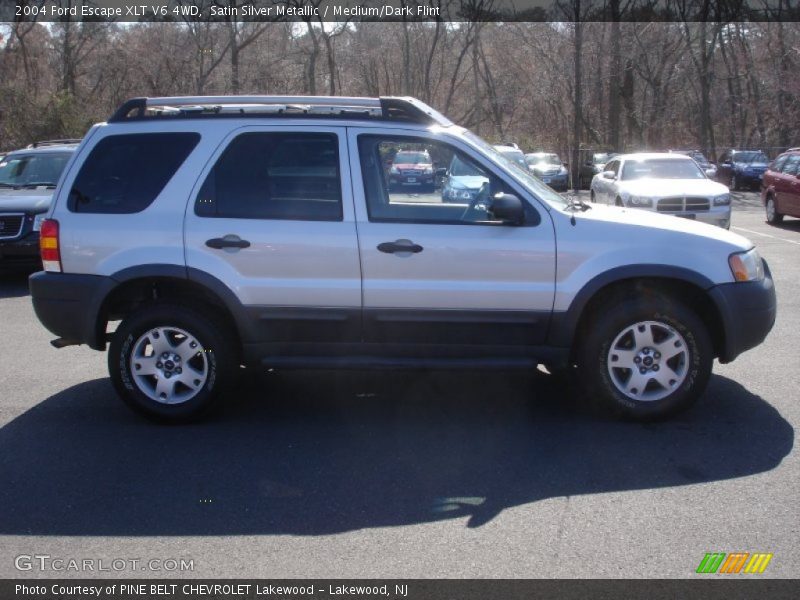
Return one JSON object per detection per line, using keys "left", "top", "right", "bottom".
{"left": 1, "top": 1, "right": 798, "bottom": 172}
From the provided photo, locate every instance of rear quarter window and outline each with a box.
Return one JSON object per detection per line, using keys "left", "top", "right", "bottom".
{"left": 68, "top": 133, "right": 200, "bottom": 213}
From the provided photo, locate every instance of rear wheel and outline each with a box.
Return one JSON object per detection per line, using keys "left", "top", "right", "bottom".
{"left": 765, "top": 196, "right": 784, "bottom": 224}
{"left": 577, "top": 293, "right": 713, "bottom": 421}
{"left": 590, "top": 190, "right": 596, "bottom": 203}
{"left": 109, "top": 303, "right": 238, "bottom": 422}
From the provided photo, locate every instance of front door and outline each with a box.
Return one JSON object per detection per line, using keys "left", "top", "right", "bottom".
{"left": 347, "top": 128, "right": 556, "bottom": 355}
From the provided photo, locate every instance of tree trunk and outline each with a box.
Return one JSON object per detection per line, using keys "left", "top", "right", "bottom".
{"left": 572, "top": 16, "right": 583, "bottom": 191}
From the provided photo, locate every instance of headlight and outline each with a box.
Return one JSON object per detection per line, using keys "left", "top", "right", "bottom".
{"left": 628, "top": 195, "right": 653, "bottom": 207}
{"left": 729, "top": 248, "right": 764, "bottom": 282}
{"left": 33, "top": 214, "right": 47, "bottom": 231}
{"left": 559, "top": 167, "right": 568, "bottom": 175}
{"left": 713, "top": 194, "right": 731, "bottom": 206}
{"left": 423, "top": 166, "right": 433, "bottom": 175}
{"left": 390, "top": 166, "right": 399, "bottom": 174}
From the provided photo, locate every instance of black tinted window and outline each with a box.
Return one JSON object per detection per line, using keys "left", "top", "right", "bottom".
{"left": 195, "top": 132, "right": 342, "bottom": 221}
{"left": 69, "top": 133, "right": 199, "bottom": 213}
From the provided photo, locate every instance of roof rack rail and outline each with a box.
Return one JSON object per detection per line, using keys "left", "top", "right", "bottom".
{"left": 786, "top": 147, "right": 800, "bottom": 152}
{"left": 108, "top": 95, "right": 453, "bottom": 127}
{"left": 28, "top": 139, "right": 83, "bottom": 148}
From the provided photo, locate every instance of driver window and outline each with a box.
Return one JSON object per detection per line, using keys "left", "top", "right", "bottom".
{"left": 357, "top": 134, "right": 509, "bottom": 224}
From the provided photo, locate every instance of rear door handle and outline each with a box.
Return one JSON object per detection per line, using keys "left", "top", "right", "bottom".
{"left": 377, "top": 239, "right": 424, "bottom": 254}
{"left": 206, "top": 235, "right": 251, "bottom": 250}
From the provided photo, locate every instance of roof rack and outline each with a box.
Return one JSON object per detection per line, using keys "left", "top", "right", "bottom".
{"left": 108, "top": 95, "right": 453, "bottom": 127}
{"left": 27, "top": 139, "right": 82, "bottom": 148}
{"left": 786, "top": 147, "right": 800, "bottom": 152}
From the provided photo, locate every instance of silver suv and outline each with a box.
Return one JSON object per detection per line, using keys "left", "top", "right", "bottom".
{"left": 29, "top": 96, "right": 776, "bottom": 423}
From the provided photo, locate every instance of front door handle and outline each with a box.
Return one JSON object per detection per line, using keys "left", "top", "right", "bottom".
{"left": 206, "top": 235, "right": 251, "bottom": 250}
{"left": 377, "top": 239, "right": 424, "bottom": 254}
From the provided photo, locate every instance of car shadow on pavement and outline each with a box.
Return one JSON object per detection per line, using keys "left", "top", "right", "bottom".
{"left": 768, "top": 219, "right": 800, "bottom": 233}
{"left": 0, "top": 369, "right": 792, "bottom": 536}
{"left": 0, "top": 271, "right": 33, "bottom": 298}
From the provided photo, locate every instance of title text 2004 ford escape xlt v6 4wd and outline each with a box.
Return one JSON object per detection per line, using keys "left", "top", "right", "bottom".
{"left": 29, "top": 96, "right": 776, "bottom": 423}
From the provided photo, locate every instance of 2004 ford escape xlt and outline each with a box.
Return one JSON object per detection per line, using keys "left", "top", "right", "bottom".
{"left": 28, "top": 96, "right": 776, "bottom": 423}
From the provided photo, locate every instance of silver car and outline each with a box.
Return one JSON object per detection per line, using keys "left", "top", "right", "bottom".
{"left": 590, "top": 152, "right": 731, "bottom": 229}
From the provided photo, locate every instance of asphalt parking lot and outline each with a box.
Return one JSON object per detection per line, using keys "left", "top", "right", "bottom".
{"left": 0, "top": 191, "right": 796, "bottom": 579}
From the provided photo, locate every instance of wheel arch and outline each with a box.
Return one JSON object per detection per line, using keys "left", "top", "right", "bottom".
{"left": 93, "top": 265, "right": 247, "bottom": 351}
{"left": 548, "top": 266, "right": 726, "bottom": 362}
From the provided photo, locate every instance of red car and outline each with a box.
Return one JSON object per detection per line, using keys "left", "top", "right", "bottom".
{"left": 388, "top": 149, "right": 435, "bottom": 192}
{"left": 761, "top": 148, "right": 800, "bottom": 224}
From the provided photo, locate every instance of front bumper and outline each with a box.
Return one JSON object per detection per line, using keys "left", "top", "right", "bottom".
{"left": 709, "top": 259, "right": 776, "bottom": 363}
{"left": 29, "top": 271, "right": 116, "bottom": 350}
{"left": 737, "top": 171, "right": 766, "bottom": 186}
{"left": 0, "top": 231, "right": 41, "bottom": 266}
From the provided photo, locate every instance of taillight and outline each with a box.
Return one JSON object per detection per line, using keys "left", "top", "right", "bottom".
{"left": 39, "top": 219, "right": 62, "bottom": 272}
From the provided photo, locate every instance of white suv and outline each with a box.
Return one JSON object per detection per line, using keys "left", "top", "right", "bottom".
{"left": 29, "top": 96, "right": 776, "bottom": 423}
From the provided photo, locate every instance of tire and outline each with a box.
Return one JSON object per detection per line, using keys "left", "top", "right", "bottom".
{"left": 765, "top": 196, "right": 784, "bottom": 225}
{"left": 108, "top": 303, "right": 238, "bottom": 423}
{"left": 615, "top": 197, "right": 623, "bottom": 207}
{"left": 576, "top": 293, "right": 713, "bottom": 421}
{"left": 590, "top": 190, "right": 596, "bottom": 203}
{"left": 730, "top": 174, "right": 739, "bottom": 191}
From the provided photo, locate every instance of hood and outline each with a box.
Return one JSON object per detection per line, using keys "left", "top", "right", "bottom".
{"left": 617, "top": 178, "right": 729, "bottom": 197}
{"left": 0, "top": 187, "right": 55, "bottom": 213}
{"left": 393, "top": 162, "right": 432, "bottom": 170}
{"left": 578, "top": 203, "right": 750, "bottom": 248}
{"left": 735, "top": 161, "right": 768, "bottom": 169}
{"left": 449, "top": 175, "right": 489, "bottom": 190}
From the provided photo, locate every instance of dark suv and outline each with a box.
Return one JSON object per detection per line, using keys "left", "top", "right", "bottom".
{"left": 0, "top": 141, "right": 78, "bottom": 269}
{"left": 761, "top": 148, "right": 800, "bottom": 224}
{"left": 716, "top": 149, "right": 770, "bottom": 191}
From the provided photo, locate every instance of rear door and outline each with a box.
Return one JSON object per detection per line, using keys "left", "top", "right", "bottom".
{"left": 347, "top": 127, "right": 556, "bottom": 355}
{"left": 778, "top": 155, "right": 800, "bottom": 215}
{"left": 184, "top": 126, "right": 362, "bottom": 346}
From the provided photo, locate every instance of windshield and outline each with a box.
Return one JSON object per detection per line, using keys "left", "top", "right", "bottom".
{"left": 526, "top": 154, "right": 561, "bottom": 166}
{"left": 496, "top": 147, "right": 528, "bottom": 168}
{"left": 465, "top": 131, "right": 567, "bottom": 207}
{"left": 593, "top": 153, "right": 614, "bottom": 164}
{"left": 733, "top": 151, "right": 769, "bottom": 164}
{"left": 394, "top": 152, "right": 430, "bottom": 165}
{"left": 449, "top": 154, "right": 483, "bottom": 177}
{"left": 0, "top": 153, "right": 71, "bottom": 187}
{"left": 621, "top": 158, "right": 706, "bottom": 181}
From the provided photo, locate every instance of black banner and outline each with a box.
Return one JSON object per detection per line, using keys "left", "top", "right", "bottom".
{"left": 2, "top": 0, "right": 799, "bottom": 23}
{"left": 3, "top": 579, "right": 800, "bottom": 600}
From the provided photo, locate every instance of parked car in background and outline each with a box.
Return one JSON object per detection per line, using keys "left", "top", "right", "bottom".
{"left": 590, "top": 152, "right": 731, "bottom": 228}
{"left": 389, "top": 148, "right": 436, "bottom": 192}
{"left": 669, "top": 150, "right": 717, "bottom": 179}
{"left": 441, "top": 153, "right": 489, "bottom": 203}
{"left": 493, "top": 144, "right": 528, "bottom": 169}
{"left": 0, "top": 140, "right": 78, "bottom": 269}
{"left": 579, "top": 151, "right": 618, "bottom": 189}
{"left": 761, "top": 148, "right": 800, "bottom": 224}
{"left": 715, "top": 149, "right": 770, "bottom": 190}
{"left": 525, "top": 152, "right": 569, "bottom": 191}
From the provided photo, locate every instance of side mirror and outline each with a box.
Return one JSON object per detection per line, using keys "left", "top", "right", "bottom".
{"left": 490, "top": 193, "right": 524, "bottom": 225}
{"left": 722, "top": 161, "right": 732, "bottom": 167}
{"left": 602, "top": 170, "right": 616, "bottom": 180}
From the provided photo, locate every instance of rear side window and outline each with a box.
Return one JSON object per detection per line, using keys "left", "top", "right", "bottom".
{"left": 782, "top": 156, "right": 800, "bottom": 176}
{"left": 69, "top": 133, "right": 199, "bottom": 213}
{"left": 195, "top": 132, "right": 342, "bottom": 221}
{"left": 771, "top": 155, "right": 788, "bottom": 172}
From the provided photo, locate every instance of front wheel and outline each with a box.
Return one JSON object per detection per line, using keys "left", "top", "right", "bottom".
{"left": 766, "top": 196, "right": 784, "bottom": 224}
{"left": 577, "top": 294, "right": 713, "bottom": 421}
{"left": 730, "top": 174, "right": 739, "bottom": 191}
{"left": 108, "top": 303, "right": 238, "bottom": 422}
